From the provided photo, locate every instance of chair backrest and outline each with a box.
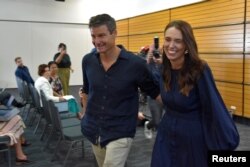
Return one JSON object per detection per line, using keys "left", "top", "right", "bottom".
{"left": 40, "top": 91, "right": 52, "bottom": 124}
{"left": 47, "top": 100, "right": 64, "bottom": 139}
{"left": 22, "top": 81, "right": 31, "bottom": 102}
{"left": 16, "top": 77, "right": 25, "bottom": 98}
{"left": 16, "top": 77, "right": 31, "bottom": 102}
{"left": 29, "top": 84, "right": 41, "bottom": 109}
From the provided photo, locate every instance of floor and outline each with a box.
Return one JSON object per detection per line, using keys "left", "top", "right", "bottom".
{"left": 0, "top": 86, "right": 249, "bottom": 167}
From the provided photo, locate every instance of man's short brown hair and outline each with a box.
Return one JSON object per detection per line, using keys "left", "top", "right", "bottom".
{"left": 14, "top": 57, "right": 21, "bottom": 62}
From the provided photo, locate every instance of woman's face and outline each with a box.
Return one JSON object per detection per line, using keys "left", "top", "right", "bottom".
{"left": 49, "top": 63, "right": 58, "bottom": 75}
{"left": 163, "top": 27, "right": 186, "bottom": 65}
{"left": 43, "top": 67, "right": 50, "bottom": 79}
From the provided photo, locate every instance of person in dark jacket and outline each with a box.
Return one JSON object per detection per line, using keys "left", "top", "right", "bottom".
{"left": 14, "top": 57, "right": 34, "bottom": 85}
{"left": 80, "top": 13, "right": 160, "bottom": 167}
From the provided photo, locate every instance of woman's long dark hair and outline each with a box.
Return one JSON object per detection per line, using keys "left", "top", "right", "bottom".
{"left": 162, "top": 20, "right": 205, "bottom": 96}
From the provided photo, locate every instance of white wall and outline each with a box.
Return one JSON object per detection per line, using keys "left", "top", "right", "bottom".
{"left": 0, "top": 0, "right": 205, "bottom": 23}
{"left": 0, "top": 21, "right": 92, "bottom": 88}
{"left": 0, "top": 0, "right": 93, "bottom": 88}
{"left": 0, "top": 0, "right": 205, "bottom": 88}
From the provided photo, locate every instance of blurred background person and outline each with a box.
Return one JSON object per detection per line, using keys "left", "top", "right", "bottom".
{"left": 53, "top": 43, "right": 72, "bottom": 95}
{"left": 14, "top": 57, "right": 34, "bottom": 85}
{"left": 48, "top": 61, "right": 64, "bottom": 97}
{"left": 35, "top": 64, "right": 65, "bottom": 102}
{"left": 144, "top": 45, "right": 164, "bottom": 139}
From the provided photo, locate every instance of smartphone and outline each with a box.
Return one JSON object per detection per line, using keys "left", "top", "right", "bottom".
{"left": 153, "top": 36, "right": 160, "bottom": 58}
{"left": 154, "top": 36, "right": 159, "bottom": 49}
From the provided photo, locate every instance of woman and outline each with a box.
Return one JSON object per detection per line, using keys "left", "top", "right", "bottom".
{"left": 151, "top": 20, "right": 239, "bottom": 167}
{"left": 35, "top": 64, "right": 65, "bottom": 102}
{"left": 53, "top": 43, "right": 73, "bottom": 95}
{"left": 48, "top": 61, "right": 64, "bottom": 97}
{"left": 0, "top": 115, "right": 33, "bottom": 165}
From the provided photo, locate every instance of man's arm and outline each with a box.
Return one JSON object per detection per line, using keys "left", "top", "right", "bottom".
{"left": 78, "top": 93, "right": 88, "bottom": 119}
{"left": 155, "top": 94, "right": 162, "bottom": 104}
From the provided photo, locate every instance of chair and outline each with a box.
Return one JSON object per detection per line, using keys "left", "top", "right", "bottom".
{"left": 15, "top": 77, "right": 33, "bottom": 121}
{"left": 0, "top": 136, "right": 11, "bottom": 167}
{"left": 39, "top": 91, "right": 80, "bottom": 150}
{"left": 15, "top": 77, "right": 25, "bottom": 99}
{"left": 39, "top": 91, "right": 54, "bottom": 143}
{"left": 28, "top": 84, "right": 44, "bottom": 134}
{"left": 48, "top": 100, "right": 85, "bottom": 167}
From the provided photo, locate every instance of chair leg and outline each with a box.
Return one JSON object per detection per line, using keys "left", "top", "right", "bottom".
{"left": 81, "top": 140, "right": 85, "bottom": 158}
{"left": 28, "top": 109, "right": 37, "bottom": 126}
{"left": 63, "top": 142, "right": 74, "bottom": 167}
{"left": 51, "top": 137, "right": 62, "bottom": 162}
{"left": 44, "top": 127, "right": 55, "bottom": 150}
{"left": 23, "top": 104, "right": 31, "bottom": 121}
{"left": 33, "top": 115, "right": 42, "bottom": 134}
{"left": 40, "top": 123, "right": 48, "bottom": 141}
{"left": 7, "top": 147, "right": 11, "bottom": 167}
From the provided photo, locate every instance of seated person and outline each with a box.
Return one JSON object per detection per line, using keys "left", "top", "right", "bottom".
{"left": 35, "top": 64, "right": 79, "bottom": 114}
{"left": 0, "top": 92, "right": 31, "bottom": 147}
{"left": 0, "top": 115, "right": 33, "bottom": 165}
{"left": 0, "top": 91, "right": 26, "bottom": 108}
{"left": 35, "top": 64, "right": 65, "bottom": 102}
{"left": 48, "top": 61, "right": 64, "bottom": 97}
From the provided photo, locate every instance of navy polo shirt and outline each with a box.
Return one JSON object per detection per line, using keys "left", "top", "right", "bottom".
{"left": 81, "top": 48, "right": 160, "bottom": 147}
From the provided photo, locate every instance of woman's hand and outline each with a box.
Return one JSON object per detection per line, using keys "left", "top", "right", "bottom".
{"left": 59, "top": 97, "right": 66, "bottom": 101}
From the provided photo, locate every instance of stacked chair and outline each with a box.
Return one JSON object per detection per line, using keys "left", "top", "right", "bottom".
{"left": 39, "top": 91, "right": 84, "bottom": 167}
{"left": 15, "top": 77, "right": 33, "bottom": 121}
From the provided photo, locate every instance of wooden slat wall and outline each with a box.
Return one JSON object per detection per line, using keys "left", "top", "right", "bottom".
{"left": 245, "top": 54, "right": 250, "bottom": 84}
{"left": 200, "top": 54, "right": 243, "bottom": 83}
{"left": 244, "top": 85, "right": 250, "bottom": 118}
{"left": 116, "top": 0, "right": 250, "bottom": 118}
{"left": 245, "top": 24, "right": 250, "bottom": 53}
{"left": 116, "top": 36, "right": 128, "bottom": 50}
{"left": 117, "top": 20, "right": 129, "bottom": 49}
{"left": 116, "top": 19, "right": 129, "bottom": 36}
{"left": 216, "top": 82, "right": 243, "bottom": 116}
{"left": 128, "top": 33, "right": 164, "bottom": 53}
{"left": 171, "top": 0, "right": 244, "bottom": 27}
{"left": 129, "top": 10, "right": 170, "bottom": 35}
{"left": 246, "top": 0, "right": 250, "bottom": 22}
{"left": 194, "top": 25, "right": 244, "bottom": 53}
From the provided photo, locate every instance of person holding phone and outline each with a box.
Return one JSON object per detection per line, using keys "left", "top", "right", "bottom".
{"left": 144, "top": 43, "right": 164, "bottom": 139}
{"left": 53, "top": 43, "right": 72, "bottom": 95}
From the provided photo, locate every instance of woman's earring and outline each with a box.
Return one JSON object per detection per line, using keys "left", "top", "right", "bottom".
{"left": 184, "top": 50, "right": 189, "bottom": 55}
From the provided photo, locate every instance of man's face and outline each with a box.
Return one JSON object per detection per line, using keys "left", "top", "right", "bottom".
{"left": 16, "top": 58, "right": 23, "bottom": 67}
{"left": 90, "top": 25, "right": 116, "bottom": 54}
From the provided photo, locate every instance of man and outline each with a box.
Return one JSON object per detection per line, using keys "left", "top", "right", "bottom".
{"left": 15, "top": 57, "right": 34, "bottom": 85}
{"left": 53, "top": 43, "right": 72, "bottom": 95}
{"left": 80, "top": 14, "right": 160, "bottom": 167}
